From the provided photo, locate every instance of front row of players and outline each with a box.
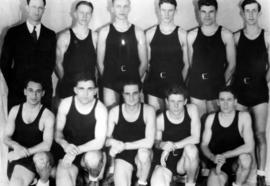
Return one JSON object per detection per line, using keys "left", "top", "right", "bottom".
{"left": 4, "top": 73, "right": 255, "bottom": 186}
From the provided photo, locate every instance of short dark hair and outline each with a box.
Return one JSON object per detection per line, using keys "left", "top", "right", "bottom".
{"left": 73, "top": 72, "right": 96, "bottom": 87}
{"left": 75, "top": 1, "right": 94, "bottom": 11}
{"left": 27, "top": 0, "right": 46, "bottom": 6}
{"left": 165, "top": 84, "right": 188, "bottom": 100}
{"left": 198, "top": 0, "right": 218, "bottom": 10}
{"left": 218, "top": 86, "right": 237, "bottom": 99}
{"left": 159, "top": 0, "right": 177, "bottom": 8}
{"left": 240, "top": 0, "right": 261, "bottom": 12}
{"left": 24, "top": 76, "right": 44, "bottom": 90}
{"left": 121, "top": 79, "right": 142, "bottom": 93}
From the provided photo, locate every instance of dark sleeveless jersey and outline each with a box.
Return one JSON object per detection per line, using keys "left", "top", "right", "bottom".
{"left": 103, "top": 24, "right": 140, "bottom": 80}
{"left": 209, "top": 111, "right": 244, "bottom": 154}
{"left": 12, "top": 104, "right": 45, "bottom": 148}
{"left": 113, "top": 104, "right": 145, "bottom": 142}
{"left": 62, "top": 29, "right": 96, "bottom": 78}
{"left": 162, "top": 106, "right": 191, "bottom": 142}
{"left": 63, "top": 97, "right": 98, "bottom": 146}
{"left": 190, "top": 26, "right": 227, "bottom": 79}
{"left": 149, "top": 26, "right": 184, "bottom": 81}
{"left": 234, "top": 29, "right": 268, "bottom": 84}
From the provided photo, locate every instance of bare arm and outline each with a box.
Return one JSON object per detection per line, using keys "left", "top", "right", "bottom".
{"left": 178, "top": 28, "right": 189, "bottom": 81}
{"left": 201, "top": 114, "right": 216, "bottom": 162}
{"left": 55, "top": 30, "right": 70, "bottom": 79}
{"left": 135, "top": 27, "right": 148, "bottom": 79}
{"left": 78, "top": 102, "right": 108, "bottom": 153}
{"left": 174, "top": 104, "right": 200, "bottom": 149}
{"left": 264, "top": 31, "right": 270, "bottom": 83}
{"left": 222, "top": 28, "right": 236, "bottom": 85}
{"left": 28, "top": 110, "right": 55, "bottom": 155}
{"left": 145, "top": 26, "right": 156, "bottom": 74}
{"left": 124, "top": 105, "right": 156, "bottom": 150}
{"left": 55, "top": 98, "right": 72, "bottom": 151}
{"left": 97, "top": 26, "right": 109, "bottom": 75}
{"left": 222, "top": 112, "right": 254, "bottom": 158}
{"left": 187, "top": 29, "right": 198, "bottom": 69}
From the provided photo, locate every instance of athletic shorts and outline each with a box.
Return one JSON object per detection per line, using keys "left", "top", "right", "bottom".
{"left": 154, "top": 149, "right": 184, "bottom": 175}
{"left": 189, "top": 73, "right": 225, "bottom": 100}
{"left": 115, "top": 150, "right": 138, "bottom": 167}
{"left": 7, "top": 156, "right": 36, "bottom": 179}
{"left": 233, "top": 78, "right": 269, "bottom": 107}
{"left": 144, "top": 72, "right": 185, "bottom": 99}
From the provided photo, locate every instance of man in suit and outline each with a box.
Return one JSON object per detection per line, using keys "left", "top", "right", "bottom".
{"left": 0, "top": 0, "right": 56, "bottom": 110}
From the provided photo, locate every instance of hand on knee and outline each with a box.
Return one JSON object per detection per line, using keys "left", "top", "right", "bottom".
{"left": 33, "top": 152, "right": 54, "bottom": 171}
{"left": 83, "top": 151, "right": 102, "bottom": 169}
{"left": 184, "top": 144, "right": 198, "bottom": 161}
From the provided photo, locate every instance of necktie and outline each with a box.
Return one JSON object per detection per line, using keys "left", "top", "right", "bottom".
{"left": 31, "top": 26, "right": 37, "bottom": 41}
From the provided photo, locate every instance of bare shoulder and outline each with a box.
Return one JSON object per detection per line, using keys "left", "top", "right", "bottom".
{"left": 109, "top": 105, "right": 120, "bottom": 116}
{"left": 233, "top": 29, "right": 242, "bottom": 44}
{"left": 9, "top": 105, "right": 20, "bottom": 118}
{"left": 178, "top": 27, "right": 187, "bottom": 36}
{"left": 98, "top": 24, "right": 110, "bottom": 37}
{"left": 205, "top": 113, "right": 215, "bottom": 127}
{"left": 187, "top": 27, "right": 198, "bottom": 43}
{"left": 42, "top": 108, "right": 55, "bottom": 121}
{"left": 238, "top": 110, "right": 251, "bottom": 121}
{"left": 95, "top": 100, "right": 108, "bottom": 114}
{"left": 57, "top": 29, "right": 70, "bottom": 41}
{"left": 264, "top": 29, "right": 270, "bottom": 47}
{"left": 143, "top": 103, "right": 155, "bottom": 115}
{"left": 221, "top": 27, "right": 233, "bottom": 40}
{"left": 58, "top": 97, "right": 73, "bottom": 114}
{"left": 146, "top": 25, "right": 157, "bottom": 41}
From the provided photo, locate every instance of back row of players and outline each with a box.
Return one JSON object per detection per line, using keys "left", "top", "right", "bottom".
{"left": 1, "top": 0, "right": 269, "bottom": 185}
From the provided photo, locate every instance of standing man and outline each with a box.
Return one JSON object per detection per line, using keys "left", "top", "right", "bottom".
{"left": 201, "top": 87, "right": 254, "bottom": 186}
{"left": 97, "top": 0, "right": 148, "bottom": 109}
{"left": 0, "top": 0, "right": 56, "bottom": 110}
{"left": 150, "top": 85, "right": 200, "bottom": 186}
{"left": 144, "top": 0, "right": 189, "bottom": 112}
{"left": 232, "top": 1, "right": 270, "bottom": 185}
{"left": 55, "top": 73, "right": 107, "bottom": 186}
{"left": 56, "top": 1, "right": 97, "bottom": 99}
{"left": 187, "top": 0, "right": 236, "bottom": 117}
{"left": 4, "top": 77, "right": 55, "bottom": 186}
{"left": 106, "top": 80, "right": 155, "bottom": 186}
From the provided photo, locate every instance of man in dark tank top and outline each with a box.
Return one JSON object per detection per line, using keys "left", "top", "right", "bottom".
{"left": 232, "top": 1, "right": 270, "bottom": 185}
{"left": 106, "top": 80, "right": 155, "bottom": 186}
{"left": 55, "top": 72, "right": 107, "bottom": 186}
{"left": 4, "top": 77, "right": 55, "bottom": 186}
{"left": 97, "top": 0, "right": 148, "bottom": 110}
{"left": 56, "top": 1, "right": 98, "bottom": 99}
{"left": 144, "top": 0, "right": 189, "bottom": 112}
{"left": 187, "top": 0, "right": 236, "bottom": 118}
{"left": 150, "top": 85, "right": 201, "bottom": 186}
{"left": 201, "top": 86, "right": 254, "bottom": 186}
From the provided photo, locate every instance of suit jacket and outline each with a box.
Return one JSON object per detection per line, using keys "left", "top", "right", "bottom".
{"left": 0, "top": 22, "right": 56, "bottom": 92}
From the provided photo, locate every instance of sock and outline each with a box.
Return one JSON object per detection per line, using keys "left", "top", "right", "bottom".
{"left": 138, "top": 180, "right": 147, "bottom": 185}
{"left": 232, "top": 182, "right": 241, "bottom": 186}
{"left": 185, "top": 182, "right": 196, "bottom": 186}
{"left": 36, "top": 179, "right": 49, "bottom": 186}
{"left": 257, "top": 170, "right": 265, "bottom": 176}
{"left": 88, "top": 175, "right": 98, "bottom": 182}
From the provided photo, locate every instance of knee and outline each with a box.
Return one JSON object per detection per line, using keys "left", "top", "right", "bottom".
{"left": 9, "top": 177, "right": 25, "bottom": 186}
{"left": 239, "top": 153, "right": 252, "bottom": 170}
{"left": 33, "top": 151, "right": 54, "bottom": 170}
{"left": 184, "top": 144, "right": 198, "bottom": 160}
{"left": 150, "top": 166, "right": 167, "bottom": 186}
{"left": 137, "top": 148, "right": 152, "bottom": 164}
{"left": 255, "top": 131, "right": 266, "bottom": 144}
{"left": 83, "top": 151, "right": 103, "bottom": 169}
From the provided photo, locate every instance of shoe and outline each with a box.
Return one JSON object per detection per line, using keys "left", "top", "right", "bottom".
{"left": 102, "top": 173, "right": 114, "bottom": 186}
{"left": 87, "top": 181, "right": 99, "bottom": 186}
{"left": 257, "top": 175, "right": 266, "bottom": 186}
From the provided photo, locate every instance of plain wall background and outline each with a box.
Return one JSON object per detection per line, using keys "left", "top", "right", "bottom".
{"left": 0, "top": 0, "right": 270, "bottom": 185}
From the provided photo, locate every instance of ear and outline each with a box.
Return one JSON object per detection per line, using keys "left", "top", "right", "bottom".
{"left": 41, "top": 90, "right": 45, "bottom": 97}
{"left": 74, "top": 87, "right": 78, "bottom": 94}
{"left": 24, "top": 88, "right": 27, "bottom": 96}
{"left": 184, "top": 99, "right": 187, "bottom": 105}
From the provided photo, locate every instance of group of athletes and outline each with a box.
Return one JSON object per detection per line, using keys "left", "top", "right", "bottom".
{"left": 1, "top": 0, "right": 270, "bottom": 186}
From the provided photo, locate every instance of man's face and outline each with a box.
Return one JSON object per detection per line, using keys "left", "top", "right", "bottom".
{"left": 166, "top": 94, "right": 186, "bottom": 115}
{"left": 122, "top": 84, "right": 140, "bottom": 106}
{"left": 243, "top": 3, "right": 260, "bottom": 26}
{"left": 74, "top": 4, "right": 92, "bottom": 27}
{"left": 24, "top": 81, "right": 44, "bottom": 105}
{"left": 112, "top": 0, "right": 130, "bottom": 20}
{"left": 218, "top": 91, "right": 237, "bottom": 114}
{"left": 159, "top": 3, "right": 176, "bottom": 24}
{"left": 74, "top": 80, "right": 97, "bottom": 104}
{"left": 199, "top": 5, "right": 217, "bottom": 26}
{"left": 26, "top": 0, "right": 45, "bottom": 23}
